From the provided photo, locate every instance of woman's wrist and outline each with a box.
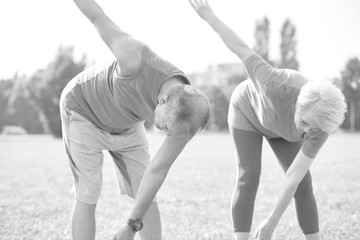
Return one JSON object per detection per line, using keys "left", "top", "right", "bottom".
{"left": 267, "top": 212, "right": 280, "bottom": 227}
{"left": 203, "top": 13, "right": 218, "bottom": 24}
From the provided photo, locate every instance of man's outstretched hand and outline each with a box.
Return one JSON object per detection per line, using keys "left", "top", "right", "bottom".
{"left": 112, "top": 226, "right": 135, "bottom": 240}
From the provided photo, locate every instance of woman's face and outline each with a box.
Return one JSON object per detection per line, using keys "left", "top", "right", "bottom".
{"left": 294, "top": 108, "right": 321, "bottom": 134}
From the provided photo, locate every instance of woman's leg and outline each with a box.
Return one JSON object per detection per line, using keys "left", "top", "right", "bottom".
{"left": 230, "top": 127, "right": 263, "bottom": 240}
{"left": 266, "top": 138, "right": 319, "bottom": 238}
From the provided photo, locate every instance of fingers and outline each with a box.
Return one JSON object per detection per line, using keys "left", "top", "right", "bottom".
{"left": 189, "top": 0, "right": 208, "bottom": 10}
{"left": 253, "top": 231, "right": 259, "bottom": 239}
{"left": 189, "top": 0, "right": 200, "bottom": 10}
{"left": 196, "top": 0, "right": 207, "bottom": 4}
{"left": 196, "top": 0, "right": 207, "bottom": 7}
{"left": 253, "top": 232, "right": 270, "bottom": 240}
{"left": 188, "top": 0, "right": 196, "bottom": 9}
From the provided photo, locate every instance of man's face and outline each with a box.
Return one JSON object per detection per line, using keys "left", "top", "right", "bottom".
{"left": 154, "top": 99, "right": 168, "bottom": 132}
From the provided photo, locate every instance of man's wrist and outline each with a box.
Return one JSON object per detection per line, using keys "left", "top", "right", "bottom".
{"left": 127, "top": 218, "right": 143, "bottom": 232}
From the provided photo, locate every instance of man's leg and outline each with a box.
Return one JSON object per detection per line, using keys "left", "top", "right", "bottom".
{"left": 266, "top": 138, "right": 320, "bottom": 239}
{"left": 230, "top": 127, "right": 263, "bottom": 240}
{"left": 71, "top": 201, "right": 97, "bottom": 240}
{"left": 110, "top": 124, "right": 162, "bottom": 240}
{"left": 110, "top": 149, "right": 162, "bottom": 240}
{"left": 61, "top": 110, "right": 106, "bottom": 240}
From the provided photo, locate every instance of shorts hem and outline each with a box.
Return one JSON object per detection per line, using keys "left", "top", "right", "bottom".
{"left": 228, "top": 122, "right": 258, "bottom": 133}
{"left": 75, "top": 196, "right": 98, "bottom": 205}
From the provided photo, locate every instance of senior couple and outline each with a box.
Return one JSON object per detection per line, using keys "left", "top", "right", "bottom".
{"left": 60, "top": 0, "right": 347, "bottom": 239}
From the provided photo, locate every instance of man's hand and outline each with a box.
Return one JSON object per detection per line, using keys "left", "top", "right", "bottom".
{"left": 189, "top": 0, "right": 216, "bottom": 21}
{"left": 112, "top": 226, "right": 135, "bottom": 240}
{"left": 253, "top": 218, "right": 276, "bottom": 240}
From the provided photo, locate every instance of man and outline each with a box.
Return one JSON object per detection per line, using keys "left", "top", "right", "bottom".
{"left": 60, "top": 1, "right": 211, "bottom": 239}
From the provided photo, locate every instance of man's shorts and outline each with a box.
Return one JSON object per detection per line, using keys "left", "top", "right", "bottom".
{"left": 60, "top": 100, "right": 152, "bottom": 205}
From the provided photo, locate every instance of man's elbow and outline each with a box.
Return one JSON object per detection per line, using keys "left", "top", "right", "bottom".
{"left": 148, "top": 166, "right": 169, "bottom": 178}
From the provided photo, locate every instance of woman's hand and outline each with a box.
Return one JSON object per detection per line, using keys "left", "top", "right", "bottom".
{"left": 188, "top": 0, "right": 216, "bottom": 21}
{"left": 253, "top": 218, "right": 276, "bottom": 240}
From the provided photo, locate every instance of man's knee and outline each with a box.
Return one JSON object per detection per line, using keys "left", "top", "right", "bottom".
{"left": 74, "top": 180, "right": 102, "bottom": 206}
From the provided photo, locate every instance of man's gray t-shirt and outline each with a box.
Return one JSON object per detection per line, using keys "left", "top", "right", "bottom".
{"left": 61, "top": 45, "right": 190, "bottom": 134}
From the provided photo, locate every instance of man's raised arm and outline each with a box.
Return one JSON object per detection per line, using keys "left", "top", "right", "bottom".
{"left": 73, "top": 0, "right": 142, "bottom": 76}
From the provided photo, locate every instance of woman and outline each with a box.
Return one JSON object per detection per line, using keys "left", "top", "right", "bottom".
{"left": 189, "top": 1, "right": 347, "bottom": 240}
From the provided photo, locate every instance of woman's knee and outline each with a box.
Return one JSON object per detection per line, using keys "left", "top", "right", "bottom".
{"left": 294, "top": 173, "right": 314, "bottom": 199}
{"left": 237, "top": 170, "right": 261, "bottom": 193}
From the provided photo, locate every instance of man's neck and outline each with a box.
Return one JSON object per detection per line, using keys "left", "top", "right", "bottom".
{"left": 157, "top": 77, "right": 185, "bottom": 103}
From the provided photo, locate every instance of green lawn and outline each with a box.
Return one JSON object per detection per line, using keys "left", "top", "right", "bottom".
{"left": 0, "top": 131, "right": 359, "bottom": 240}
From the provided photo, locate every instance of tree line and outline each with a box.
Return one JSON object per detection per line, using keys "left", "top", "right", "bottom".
{"left": 1, "top": 18, "right": 359, "bottom": 137}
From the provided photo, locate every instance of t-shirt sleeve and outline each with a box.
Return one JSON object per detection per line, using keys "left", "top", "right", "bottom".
{"left": 144, "top": 45, "right": 191, "bottom": 85}
{"left": 143, "top": 45, "right": 192, "bottom": 104}
{"left": 301, "top": 131, "right": 329, "bottom": 159}
{"left": 245, "top": 54, "right": 277, "bottom": 91}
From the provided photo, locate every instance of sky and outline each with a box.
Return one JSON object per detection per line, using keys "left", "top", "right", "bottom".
{"left": 1, "top": 0, "right": 360, "bottom": 81}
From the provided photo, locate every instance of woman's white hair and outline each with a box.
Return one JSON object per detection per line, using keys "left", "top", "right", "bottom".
{"left": 297, "top": 80, "right": 347, "bottom": 133}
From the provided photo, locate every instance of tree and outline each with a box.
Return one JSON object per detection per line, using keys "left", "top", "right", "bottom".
{"left": 254, "top": 17, "right": 271, "bottom": 63}
{"left": 6, "top": 75, "right": 44, "bottom": 134}
{"left": 30, "top": 45, "right": 87, "bottom": 137}
{"left": 226, "top": 72, "right": 249, "bottom": 87}
{"left": 201, "top": 86, "right": 229, "bottom": 131}
{"left": 279, "top": 19, "right": 299, "bottom": 70}
{"left": 336, "top": 57, "right": 360, "bottom": 131}
{"left": 0, "top": 78, "right": 14, "bottom": 132}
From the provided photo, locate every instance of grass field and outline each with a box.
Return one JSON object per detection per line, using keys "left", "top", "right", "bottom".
{"left": 0, "top": 131, "right": 359, "bottom": 240}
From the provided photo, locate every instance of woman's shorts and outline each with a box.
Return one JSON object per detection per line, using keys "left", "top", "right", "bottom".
{"left": 228, "top": 80, "right": 277, "bottom": 138}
